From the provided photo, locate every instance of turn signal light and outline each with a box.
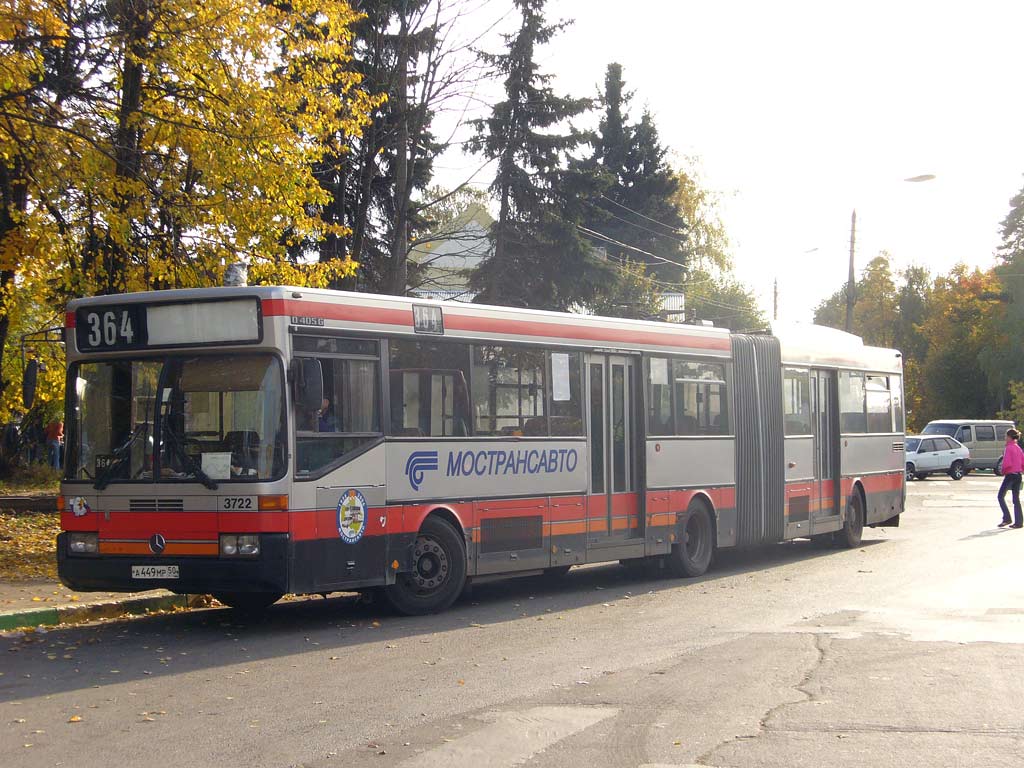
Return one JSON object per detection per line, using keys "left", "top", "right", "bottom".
{"left": 56, "top": 495, "right": 65, "bottom": 513}
{"left": 258, "top": 494, "right": 288, "bottom": 511}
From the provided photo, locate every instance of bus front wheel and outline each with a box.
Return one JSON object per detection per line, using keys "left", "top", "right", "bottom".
{"left": 667, "top": 501, "right": 714, "bottom": 577}
{"left": 838, "top": 490, "right": 864, "bottom": 548}
{"left": 385, "top": 516, "right": 467, "bottom": 616}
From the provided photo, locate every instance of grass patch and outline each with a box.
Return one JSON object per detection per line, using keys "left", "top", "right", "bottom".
{"left": 0, "top": 511, "right": 60, "bottom": 581}
{"left": 0, "top": 464, "right": 61, "bottom": 496}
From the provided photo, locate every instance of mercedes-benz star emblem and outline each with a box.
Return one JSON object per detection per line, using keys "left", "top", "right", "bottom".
{"left": 149, "top": 533, "right": 166, "bottom": 554}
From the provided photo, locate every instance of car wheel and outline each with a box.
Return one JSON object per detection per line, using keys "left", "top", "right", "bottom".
{"left": 905, "top": 462, "right": 916, "bottom": 481}
{"left": 996, "top": 458, "right": 1003, "bottom": 476}
{"left": 949, "top": 460, "right": 965, "bottom": 480}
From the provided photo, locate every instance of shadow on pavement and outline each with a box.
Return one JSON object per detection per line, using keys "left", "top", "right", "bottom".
{"left": 0, "top": 533, "right": 892, "bottom": 703}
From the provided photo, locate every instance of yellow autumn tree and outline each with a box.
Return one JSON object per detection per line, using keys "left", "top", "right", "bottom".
{"left": 0, "top": 0, "right": 381, "bottom": 424}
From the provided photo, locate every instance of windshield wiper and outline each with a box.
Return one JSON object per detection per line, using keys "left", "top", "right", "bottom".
{"left": 161, "top": 426, "right": 219, "bottom": 490}
{"left": 93, "top": 424, "right": 150, "bottom": 490}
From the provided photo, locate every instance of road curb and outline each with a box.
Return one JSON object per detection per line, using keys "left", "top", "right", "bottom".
{"left": 0, "top": 593, "right": 199, "bottom": 631}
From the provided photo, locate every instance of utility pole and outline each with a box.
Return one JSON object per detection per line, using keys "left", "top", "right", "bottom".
{"left": 773, "top": 278, "right": 778, "bottom": 321}
{"left": 845, "top": 209, "right": 856, "bottom": 332}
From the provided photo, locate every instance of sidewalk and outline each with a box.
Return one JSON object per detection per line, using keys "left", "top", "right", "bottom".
{"left": 0, "top": 579, "right": 193, "bottom": 631}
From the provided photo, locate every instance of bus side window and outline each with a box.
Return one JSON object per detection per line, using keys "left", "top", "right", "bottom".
{"left": 293, "top": 336, "right": 382, "bottom": 477}
{"left": 388, "top": 339, "right": 472, "bottom": 437}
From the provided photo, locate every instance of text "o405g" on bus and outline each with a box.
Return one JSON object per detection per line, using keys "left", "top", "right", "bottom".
{"left": 405, "top": 448, "right": 579, "bottom": 491}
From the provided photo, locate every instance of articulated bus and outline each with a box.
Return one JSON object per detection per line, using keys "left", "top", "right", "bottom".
{"left": 56, "top": 287, "right": 905, "bottom": 614}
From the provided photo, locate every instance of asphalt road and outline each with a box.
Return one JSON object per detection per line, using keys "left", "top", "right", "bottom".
{"left": 2, "top": 475, "right": 1022, "bottom": 767}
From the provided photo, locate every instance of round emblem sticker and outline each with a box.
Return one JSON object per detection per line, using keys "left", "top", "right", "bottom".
{"left": 337, "top": 489, "right": 367, "bottom": 544}
{"left": 71, "top": 496, "right": 91, "bottom": 517}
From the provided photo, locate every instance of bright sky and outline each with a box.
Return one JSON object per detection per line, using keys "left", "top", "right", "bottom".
{"left": 435, "top": 0, "right": 1024, "bottom": 322}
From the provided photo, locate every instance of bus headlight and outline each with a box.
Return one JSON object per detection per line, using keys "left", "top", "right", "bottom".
{"left": 68, "top": 532, "right": 99, "bottom": 554}
{"left": 220, "top": 534, "right": 260, "bottom": 558}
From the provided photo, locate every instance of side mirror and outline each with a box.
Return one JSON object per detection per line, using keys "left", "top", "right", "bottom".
{"left": 22, "top": 359, "right": 39, "bottom": 410}
{"left": 292, "top": 358, "right": 323, "bottom": 413}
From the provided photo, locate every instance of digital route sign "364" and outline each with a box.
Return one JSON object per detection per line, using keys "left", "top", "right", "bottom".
{"left": 74, "top": 298, "right": 261, "bottom": 352}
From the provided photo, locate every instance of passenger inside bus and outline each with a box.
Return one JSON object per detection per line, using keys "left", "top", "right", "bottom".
{"left": 317, "top": 398, "right": 337, "bottom": 432}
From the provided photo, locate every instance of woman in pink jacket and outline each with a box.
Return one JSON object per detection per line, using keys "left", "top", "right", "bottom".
{"left": 997, "top": 428, "right": 1024, "bottom": 528}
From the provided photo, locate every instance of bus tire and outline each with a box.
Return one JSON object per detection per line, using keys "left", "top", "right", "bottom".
{"left": 213, "top": 591, "right": 282, "bottom": 612}
{"left": 667, "top": 501, "right": 714, "bottom": 577}
{"left": 385, "top": 516, "right": 467, "bottom": 616}
{"left": 838, "top": 489, "right": 864, "bottom": 548}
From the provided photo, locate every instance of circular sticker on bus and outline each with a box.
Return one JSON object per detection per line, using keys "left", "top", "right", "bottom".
{"left": 337, "top": 489, "right": 367, "bottom": 544}
{"left": 71, "top": 496, "right": 91, "bottom": 517}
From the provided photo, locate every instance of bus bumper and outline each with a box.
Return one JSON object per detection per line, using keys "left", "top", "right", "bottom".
{"left": 56, "top": 532, "right": 290, "bottom": 595}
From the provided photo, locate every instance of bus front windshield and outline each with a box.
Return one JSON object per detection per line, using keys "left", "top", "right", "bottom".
{"left": 66, "top": 354, "right": 286, "bottom": 485}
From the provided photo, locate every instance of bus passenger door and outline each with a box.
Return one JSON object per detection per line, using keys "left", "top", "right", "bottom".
{"left": 812, "top": 370, "right": 840, "bottom": 532}
{"left": 585, "top": 354, "right": 642, "bottom": 548}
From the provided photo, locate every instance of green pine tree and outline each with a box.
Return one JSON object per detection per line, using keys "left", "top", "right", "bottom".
{"left": 585, "top": 63, "right": 689, "bottom": 285}
{"left": 467, "top": 0, "right": 608, "bottom": 310}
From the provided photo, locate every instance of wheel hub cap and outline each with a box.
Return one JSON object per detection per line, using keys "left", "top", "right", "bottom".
{"left": 412, "top": 536, "right": 449, "bottom": 591}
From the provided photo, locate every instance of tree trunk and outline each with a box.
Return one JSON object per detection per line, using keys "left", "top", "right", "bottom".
{"left": 0, "top": 157, "right": 28, "bottom": 403}
{"left": 389, "top": 16, "right": 410, "bottom": 297}
{"left": 103, "top": 0, "right": 151, "bottom": 295}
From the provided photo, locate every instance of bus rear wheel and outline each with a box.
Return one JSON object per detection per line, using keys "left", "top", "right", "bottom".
{"left": 213, "top": 591, "right": 282, "bottom": 612}
{"left": 667, "top": 501, "right": 714, "bottom": 577}
{"left": 838, "top": 490, "right": 864, "bottom": 548}
{"left": 385, "top": 516, "right": 467, "bottom": 616}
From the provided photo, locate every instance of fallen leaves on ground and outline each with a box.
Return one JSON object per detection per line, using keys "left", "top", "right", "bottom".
{"left": 0, "top": 512, "right": 60, "bottom": 581}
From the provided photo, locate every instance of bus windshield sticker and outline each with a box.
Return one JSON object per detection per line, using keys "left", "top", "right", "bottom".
{"left": 201, "top": 452, "right": 232, "bottom": 480}
{"left": 552, "top": 353, "right": 571, "bottom": 401}
{"left": 337, "top": 489, "right": 367, "bottom": 544}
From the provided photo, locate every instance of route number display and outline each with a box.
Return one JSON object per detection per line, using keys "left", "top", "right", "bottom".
{"left": 76, "top": 306, "right": 146, "bottom": 351}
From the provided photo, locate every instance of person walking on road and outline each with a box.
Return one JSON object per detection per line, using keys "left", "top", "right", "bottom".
{"left": 997, "top": 428, "right": 1024, "bottom": 528}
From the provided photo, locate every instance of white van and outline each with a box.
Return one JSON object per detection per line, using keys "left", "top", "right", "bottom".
{"left": 921, "top": 419, "right": 1015, "bottom": 472}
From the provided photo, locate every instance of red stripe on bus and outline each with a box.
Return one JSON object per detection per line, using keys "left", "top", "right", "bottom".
{"left": 262, "top": 298, "right": 729, "bottom": 351}
{"left": 219, "top": 511, "right": 289, "bottom": 532}
{"left": 443, "top": 312, "right": 731, "bottom": 351}
{"left": 262, "top": 298, "right": 413, "bottom": 327}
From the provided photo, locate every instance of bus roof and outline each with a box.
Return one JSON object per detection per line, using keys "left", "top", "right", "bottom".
{"left": 67, "top": 286, "right": 901, "bottom": 370}
{"left": 68, "top": 285, "right": 734, "bottom": 357}
{"left": 772, "top": 322, "right": 903, "bottom": 374}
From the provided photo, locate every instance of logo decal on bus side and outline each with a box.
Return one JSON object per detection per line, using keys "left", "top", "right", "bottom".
{"left": 337, "top": 489, "right": 367, "bottom": 544}
{"left": 403, "top": 447, "right": 581, "bottom": 491}
{"left": 405, "top": 451, "right": 440, "bottom": 490}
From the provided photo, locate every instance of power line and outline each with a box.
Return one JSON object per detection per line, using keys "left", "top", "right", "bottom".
{"left": 600, "top": 194, "right": 687, "bottom": 237}
{"left": 588, "top": 200, "right": 688, "bottom": 248}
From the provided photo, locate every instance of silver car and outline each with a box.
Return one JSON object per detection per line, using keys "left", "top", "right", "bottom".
{"left": 905, "top": 435, "right": 971, "bottom": 481}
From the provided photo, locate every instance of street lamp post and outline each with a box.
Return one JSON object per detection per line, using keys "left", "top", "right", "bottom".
{"left": 844, "top": 174, "right": 936, "bottom": 333}
{"left": 845, "top": 209, "right": 857, "bottom": 332}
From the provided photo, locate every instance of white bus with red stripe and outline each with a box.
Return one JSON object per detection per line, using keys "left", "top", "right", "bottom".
{"left": 57, "top": 287, "right": 905, "bottom": 614}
